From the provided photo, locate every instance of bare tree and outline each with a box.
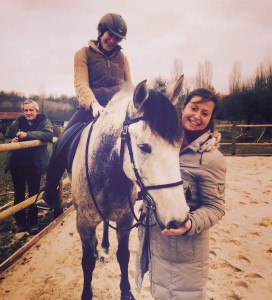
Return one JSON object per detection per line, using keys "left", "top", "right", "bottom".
{"left": 170, "top": 58, "right": 184, "bottom": 82}
{"left": 194, "top": 60, "right": 214, "bottom": 90}
{"left": 39, "top": 84, "right": 46, "bottom": 114}
{"left": 229, "top": 60, "right": 242, "bottom": 94}
{"left": 152, "top": 76, "right": 168, "bottom": 93}
{"left": 183, "top": 75, "right": 194, "bottom": 96}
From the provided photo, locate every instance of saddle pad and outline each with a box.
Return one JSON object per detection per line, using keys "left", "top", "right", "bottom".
{"left": 67, "top": 122, "right": 89, "bottom": 172}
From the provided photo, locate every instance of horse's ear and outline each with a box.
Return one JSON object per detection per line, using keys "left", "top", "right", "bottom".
{"left": 169, "top": 75, "right": 184, "bottom": 105}
{"left": 133, "top": 80, "right": 149, "bottom": 110}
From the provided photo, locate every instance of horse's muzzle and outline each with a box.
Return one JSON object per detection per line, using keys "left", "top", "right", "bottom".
{"left": 166, "top": 213, "right": 190, "bottom": 230}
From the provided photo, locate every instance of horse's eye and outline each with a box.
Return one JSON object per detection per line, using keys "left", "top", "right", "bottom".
{"left": 138, "top": 144, "right": 151, "bottom": 154}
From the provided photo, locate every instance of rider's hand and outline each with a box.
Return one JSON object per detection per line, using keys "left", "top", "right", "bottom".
{"left": 162, "top": 219, "right": 192, "bottom": 236}
{"left": 91, "top": 101, "right": 104, "bottom": 118}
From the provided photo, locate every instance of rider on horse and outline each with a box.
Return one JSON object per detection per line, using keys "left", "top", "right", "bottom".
{"left": 37, "top": 13, "right": 131, "bottom": 210}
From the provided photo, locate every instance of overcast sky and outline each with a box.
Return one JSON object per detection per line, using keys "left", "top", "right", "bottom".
{"left": 1, "top": 0, "right": 272, "bottom": 97}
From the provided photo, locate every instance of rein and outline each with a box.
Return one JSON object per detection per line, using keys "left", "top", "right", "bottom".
{"left": 85, "top": 118, "right": 143, "bottom": 232}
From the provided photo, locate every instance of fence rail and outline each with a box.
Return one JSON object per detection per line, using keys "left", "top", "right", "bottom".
{"left": 216, "top": 122, "right": 272, "bottom": 155}
{"left": 216, "top": 124, "right": 272, "bottom": 128}
{"left": 0, "top": 126, "right": 68, "bottom": 222}
{"left": 0, "top": 137, "right": 58, "bottom": 152}
{"left": 0, "top": 178, "right": 70, "bottom": 222}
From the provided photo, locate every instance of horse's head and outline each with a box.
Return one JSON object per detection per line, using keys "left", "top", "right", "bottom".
{"left": 122, "top": 76, "right": 190, "bottom": 229}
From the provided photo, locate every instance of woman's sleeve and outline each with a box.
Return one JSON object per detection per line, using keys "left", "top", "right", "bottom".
{"left": 186, "top": 154, "right": 227, "bottom": 236}
{"left": 74, "top": 48, "right": 97, "bottom": 110}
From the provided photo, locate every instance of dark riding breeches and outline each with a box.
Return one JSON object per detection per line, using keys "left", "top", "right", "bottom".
{"left": 43, "top": 108, "right": 93, "bottom": 205}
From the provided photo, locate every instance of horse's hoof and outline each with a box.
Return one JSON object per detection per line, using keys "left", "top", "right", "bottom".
{"left": 120, "top": 291, "right": 135, "bottom": 300}
{"left": 81, "top": 289, "right": 93, "bottom": 300}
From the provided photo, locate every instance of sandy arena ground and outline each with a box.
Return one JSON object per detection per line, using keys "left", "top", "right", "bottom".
{"left": 0, "top": 156, "right": 272, "bottom": 300}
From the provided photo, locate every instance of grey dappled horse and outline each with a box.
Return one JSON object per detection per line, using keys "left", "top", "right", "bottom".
{"left": 71, "top": 77, "right": 189, "bottom": 300}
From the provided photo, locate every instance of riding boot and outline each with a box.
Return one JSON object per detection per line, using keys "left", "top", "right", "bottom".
{"left": 36, "top": 147, "right": 67, "bottom": 209}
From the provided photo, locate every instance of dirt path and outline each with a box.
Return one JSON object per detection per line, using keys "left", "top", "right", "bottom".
{"left": 0, "top": 157, "right": 272, "bottom": 300}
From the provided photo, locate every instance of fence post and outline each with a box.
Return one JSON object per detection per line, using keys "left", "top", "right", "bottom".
{"left": 231, "top": 121, "right": 238, "bottom": 155}
{"left": 52, "top": 125, "right": 64, "bottom": 218}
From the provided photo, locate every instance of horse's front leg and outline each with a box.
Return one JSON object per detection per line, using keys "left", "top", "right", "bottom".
{"left": 78, "top": 225, "right": 97, "bottom": 300}
{"left": 101, "top": 221, "right": 110, "bottom": 254}
{"left": 116, "top": 216, "right": 135, "bottom": 300}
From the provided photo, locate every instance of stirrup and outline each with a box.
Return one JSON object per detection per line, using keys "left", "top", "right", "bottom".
{"left": 36, "top": 199, "right": 53, "bottom": 211}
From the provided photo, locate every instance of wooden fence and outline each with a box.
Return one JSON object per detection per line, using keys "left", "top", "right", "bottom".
{"left": 0, "top": 127, "right": 70, "bottom": 222}
{"left": 1, "top": 123, "right": 271, "bottom": 222}
{"left": 216, "top": 122, "right": 272, "bottom": 155}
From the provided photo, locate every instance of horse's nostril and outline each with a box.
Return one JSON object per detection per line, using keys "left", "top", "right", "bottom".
{"left": 167, "top": 220, "right": 181, "bottom": 230}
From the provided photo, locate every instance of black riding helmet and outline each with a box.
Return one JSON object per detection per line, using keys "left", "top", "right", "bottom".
{"left": 98, "top": 13, "right": 127, "bottom": 40}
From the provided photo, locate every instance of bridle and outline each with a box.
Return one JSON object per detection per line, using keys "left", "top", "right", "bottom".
{"left": 120, "top": 115, "right": 183, "bottom": 230}
{"left": 85, "top": 114, "right": 183, "bottom": 231}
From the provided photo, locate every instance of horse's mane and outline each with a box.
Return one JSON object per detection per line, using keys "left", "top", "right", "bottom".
{"left": 142, "top": 90, "right": 182, "bottom": 145}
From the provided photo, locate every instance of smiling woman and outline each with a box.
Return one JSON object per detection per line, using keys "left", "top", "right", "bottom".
{"left": 181, "top": 88, "right": 219, "bottom": 146}
{"left": 37, "top": 12, "right": 132, "bottom": 213}
{"left": 136, "top": 88, "right": 227, "bottom": 300}
{"left": 182, "top": 96, "right": 215, "bottom": 131}
{"left": 100, "top": 31, "right": 122, "bottom": 51}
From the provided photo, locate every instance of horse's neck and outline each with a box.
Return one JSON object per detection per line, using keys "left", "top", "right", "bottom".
{"left": 97, "top": 96, "right": 135, "bottom": 139}
{"left": 92, "top": 96, "right": 130, "bottom": 161}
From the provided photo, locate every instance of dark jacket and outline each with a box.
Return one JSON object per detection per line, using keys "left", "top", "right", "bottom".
{"left": 4, "top": 114, "right": 53, "bottom": 174}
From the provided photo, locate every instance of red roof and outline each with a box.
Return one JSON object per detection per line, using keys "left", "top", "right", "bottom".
{"left": 0, "top": 112, "right": 23, "bottom": 120}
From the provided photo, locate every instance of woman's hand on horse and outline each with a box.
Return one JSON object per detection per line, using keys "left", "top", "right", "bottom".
{"left": 162, "top": 219, "right": 192, "bottom": 236}
{"left": 92, "top": 101, "right": 104, "bottom": 118}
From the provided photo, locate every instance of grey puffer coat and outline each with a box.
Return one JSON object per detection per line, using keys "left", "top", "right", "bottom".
{"left": 136, "top": 131, "right": 226, "bottom": 300}
{"left": 4, "top": 114, "right": 53, "bottom": 175}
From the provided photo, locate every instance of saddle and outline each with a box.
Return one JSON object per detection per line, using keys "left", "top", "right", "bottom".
{"left": 67, "top": 122, "right": 88, "bottom": 172}
{"left": 53, "top": 121, "right": 88, "bottom": 173}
